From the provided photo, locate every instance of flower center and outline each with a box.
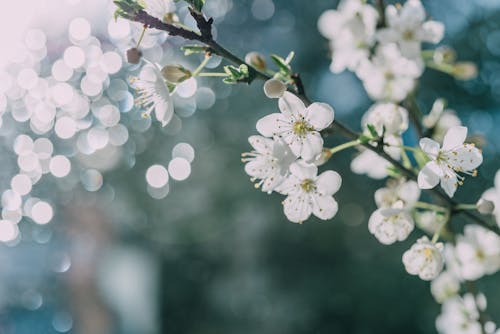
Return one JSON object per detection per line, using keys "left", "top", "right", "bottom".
{"left": 384, "top": 71, "right": 395, "bottom": 80}
{"left": 293, "top": 120, "right": 312, "bottom": 135}
{"left": 423, "top": 248, "right": 434, "bottom": 259}
{"left": 300, "top": 179, "right": 316, "bottom": 193}
{"left": 403, "top": 30, "right": 414, "bottom": 40}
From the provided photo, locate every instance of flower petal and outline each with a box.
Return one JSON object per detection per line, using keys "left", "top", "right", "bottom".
{"left": 155, "top": 98, "right": 174, "bottom": 127}
{"left": 256, "top": 113, "right": 287, "bottom": 137}
{"left": 304, "top": 102, "right": 334, "bottom": 130}
{"left": 279, "top": 92, "right": 306, "bottom": 119}
{"left": 300, "top": 132, "right": 324, "bottom": 162}
{"left": 440, "top": 174, "right": 458, "bottom": 198}
{"left": 248, "top": 135, "right": 273, "bottom": 153}
{"left": 283, "top": 193, "right": 312, "bottom": 223}
{"left": 442, "top": 126, "right": 467, "bottom": 151}
{"left": 448, "top": 144, "right": 483, "bottom": 171}
{"left": 421, "top": 21, "right": 444, "bottom": 44}
{"left": 289, "top": 160, "right": 317, "bottom": 180}
{"left": 418, "top": 161, "right": 441, "bottom": 189}
{"left": 419, "top": 137, "right": 440, "bottom": 157}
{"left": 312, "top": 195, "right": 338, "bottom": 220}
{"left": 316, "top": 170, "right": 342, "bottom": 196}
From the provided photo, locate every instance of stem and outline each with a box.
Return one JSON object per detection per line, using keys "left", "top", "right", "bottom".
{"left": 329, "top": 140, "right": 360, "bottom": 155}
{"left": 191, "top": 55, "right": 211, "bottom": 77}
{"left": 431, "top": 212, "right": 449, "bottom": 243}
{"left": 135, "top": 25, "right": 147, "bottom": 48}
{"left": 455, "top": 204, "right": 477, "bottom": 211}
{"left": 414, "top": 201, "right": 448, "bottom": 213}
{"left": 399, "top": 145, "right": 421, "bottom": 154}
{"left": 197, "top": 72, "right": 228, "bottom": 77}
{"left": 122, "top": 8, "right": 500, "bottom": 237}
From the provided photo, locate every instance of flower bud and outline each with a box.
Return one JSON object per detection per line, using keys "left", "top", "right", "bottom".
{"left": 126, "top": 48, "right": 142, "bottom": 64}
{"left": 453, "top": 62, "right": 477, "bottom": 80}
{"left": 476, "top": 198, "right": 495, "bottom": 215}
{"left": 245, "top": 52, "right": 266, "bottom": 71}
{"left": 161, "top": 65, "right": 191, "bottom": 83}
{"left": 263, "top": 78, "right": 286, "bottom": 98}
{"left": 433, "top": 46, "right": 456, "bottom": 64}
{"left": 313, "top": 148, "right": 333, "bottom": 166}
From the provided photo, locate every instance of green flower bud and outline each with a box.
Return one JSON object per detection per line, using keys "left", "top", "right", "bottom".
{"left": 161, "top": 65, "right": 192, "bottom": 83}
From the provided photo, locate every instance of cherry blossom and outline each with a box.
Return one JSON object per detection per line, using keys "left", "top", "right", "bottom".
{"left": 376, "top": 0, "right": 444, "bottom": 59}
{"left": 277, "top": 160, "right": 341, "bottom": 223}
{"left": 417, "top": 126, "right": 483, "bottom": 197}
{"left": 403, "top": 236, "right": 444, "bottom": 280}
{"left": 256, "top": 92, "right": 334, "bottom": 162}
{"left": 242, "top": 136, "right": 297, "bottom": 194}
{"left": 362, "top": 102, "right": 409, "bottom": 136}
{"left": 436, "top": 294, "right": 485, "bottom": 334}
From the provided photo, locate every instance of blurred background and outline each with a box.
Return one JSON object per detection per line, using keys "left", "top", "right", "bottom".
{"left": 0, "top": 0, "right": 500, "bottom": 333}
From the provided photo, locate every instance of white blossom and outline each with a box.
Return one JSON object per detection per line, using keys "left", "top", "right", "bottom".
{"left": 431, "top": 271, "right": 460, "bottom": 304}
{"left": 256, "top": 92, "right": 334, "bottom": 162}
{"left": 143, "top": 0, "right": 176, "bottom": 21}
{"left": 403, "top": 236, "right": 444, "bottom": 280}
{"left": 362, "top": 102, "right": 409, "bottom": 136}
{"left": 350, "top": 135, "right": 402, "bottom": 179}
{"left": 482, "top": 170, "right": 500, "bottom": 225}
{"left": 376, "top": 0, "right": 444, "bottom": 59}
{"left": 368, "top": 206, "right": 414, "bottom": 245}
{"left": 417, "top": 126, "right": 483, "bottom": 197}
{"left": 317, "top": 0, "right": 378, "bottom": 73}
{"left": 374, "top": 179, "right": 421, "bottom": 209}
{"left": 242, "top": 136, "right": 296, "bottom": 194}
{"left": 357, "top": 43, "right": 423, "bottom": 102}
{"left": 436, "top": 294, "right": 485, "bottom": 334}
{"left": 130, "top": 64, "right": 174, "bottom": 127}
{"left": 454, "top": 225, "right": 500, "bottom": 281}
{"left": 277, "top": 160, "right": 341, "bottom": 223}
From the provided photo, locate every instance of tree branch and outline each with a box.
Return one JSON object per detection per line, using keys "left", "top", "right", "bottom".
{"left": 124, "top": 8, "right": 500, "bottom": 236}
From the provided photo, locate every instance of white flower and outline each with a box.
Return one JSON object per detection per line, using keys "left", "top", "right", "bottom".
{"left": 242, "top": 136, "right": 296, "bottom": 194}
{"left": 374, "top": 179, "right": 420, "bottom": 209}
{"left": 436, "top": 294, "right": 484, "bottom": 334}
{"left": 417, "top": 126, "right": 483, "bottom": 197}
{"left": 318, "top": 0, "right": 378, "bottom": 73}
{"left": 143, "top": 0, "right": 176, "bottom": 21}
{"left": 423, "top": 99, "right": 462, "bottom": 144}
{"left": 357, "top": 43, "right": 423, "bottom": 102}
{"left": 362, "top": 102, "right": 409, "bottom": 136}
{"left": 481, "top": 170, "right": 500, "bottom": 225}
{"left": 368, "top": 206, "right": 414, "bottom": 245}
{"left": 130, "top": 64, "right": 174, "bottom": 127}
{"left": 350, "top": 134, "right": 402, "bottom": 179}
{"left": 431, "top": 271, "right": 460, "bottom": 304}
{"left": 454, "top": 225, "right": 500, "bottom": 281}
{"left": 402, "top": 236, "right": 444, "bottom": 280}
{"left": 256, "top": 92, "right": 334, "bottom": 162}
{"left": 277, "top": 160, "right": 341, "bottom": 223}
{"left": 376, "top": 0, "right": 444, "bottom": 59}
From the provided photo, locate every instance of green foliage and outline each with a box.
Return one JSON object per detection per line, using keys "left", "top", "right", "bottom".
{"left": 223, "top": 64, "right": 250, "bottom": 84}
{"left": 113, "top": 0, "right": 144, "bottom": 20}
{"left": 270, "top": 51, "right": 294, "bottom": 77}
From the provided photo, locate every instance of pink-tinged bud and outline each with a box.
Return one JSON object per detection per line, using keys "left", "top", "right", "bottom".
{"left": 161, "top": 65, "right": 192, "bottom": 83}
{"left": 245, "top": 52, "right": 266, "bottom": 71}
{"left": 453, "top": 62, "right": 477, "bottom": 80}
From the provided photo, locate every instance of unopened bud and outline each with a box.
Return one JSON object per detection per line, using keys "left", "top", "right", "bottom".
{"left": 313, "top": 148, "right": 333, "bottom": 166}
{"left": 476, "top": 198, "right": 495, "bottom": 215}
{"left": 433, "top": 46, "right": 456, "bottom": 64}
{"left": 161, "top": 65, "right": 192, "bottom": 83}
{"left": 163, "top": 12, "right": 180, "bottom": 24}
{"left": 127, "top": 48, "right": 142, "bottom": 64}
{"left": 245, "top": 52, "right": 266, "bottom": 71}
{"left": 453, "top": 62, "right": 477, "bottom": 80}
{"left": 263, "top": 79, "right": 286, "bottom": 98}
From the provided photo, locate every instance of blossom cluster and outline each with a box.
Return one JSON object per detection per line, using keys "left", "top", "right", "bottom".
{"left": 243, "top": 92, "right": 341, "bottom": 223}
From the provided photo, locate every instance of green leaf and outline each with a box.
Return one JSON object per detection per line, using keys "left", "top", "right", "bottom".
{"left": 270, "top": 54, "right": 290, "bottom": 75}
{"left": 358, "top": 134, "right": 372, "bottom": 144}
{"left": 366, "top": 124, "right": 379, "bottom": 139}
